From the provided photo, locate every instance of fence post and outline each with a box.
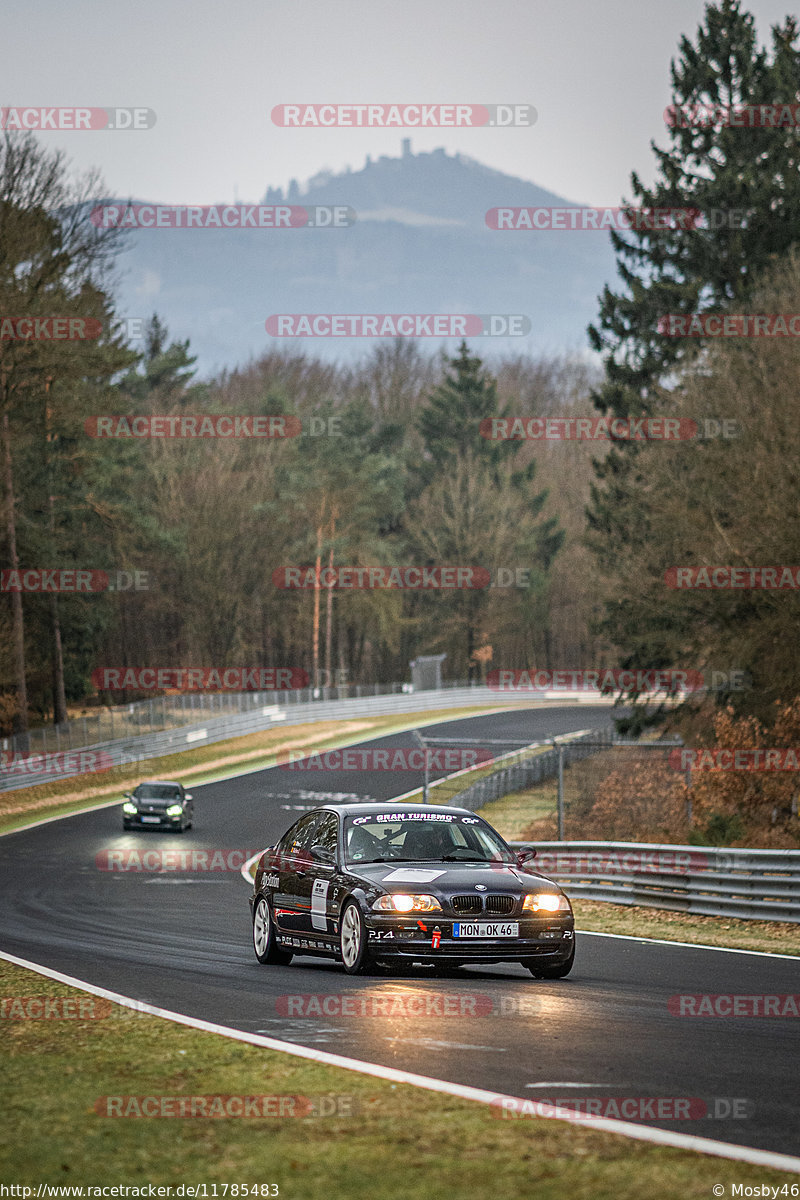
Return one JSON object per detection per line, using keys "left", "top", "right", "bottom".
{"left": 556, "top": 741, "right": 565, "bottom": 841}
{"left": 412, "top": 729, "right": 429, "bottom": 803}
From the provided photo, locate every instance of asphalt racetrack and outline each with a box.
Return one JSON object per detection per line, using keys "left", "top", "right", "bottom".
{"left": 1, "top": 705, "right": 799, "bottom": 1158}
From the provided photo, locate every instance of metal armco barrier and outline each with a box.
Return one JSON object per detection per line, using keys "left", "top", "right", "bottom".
{"left": 510, "top": 840, "right": 800, "bottom": 924}
{"left": 0, "top": 684, "right": 615, "bottom": 793}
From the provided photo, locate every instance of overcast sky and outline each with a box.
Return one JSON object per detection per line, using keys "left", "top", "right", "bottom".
{"left": 3, "top": 0, "right": 794, "bottom": 207}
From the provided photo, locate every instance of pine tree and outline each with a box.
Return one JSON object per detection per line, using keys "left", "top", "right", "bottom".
{"left": 0, "top": 131, "right": 132, "bottom": 734}
{"left": 586, "top": 1, "right": 800, "bottom": 721}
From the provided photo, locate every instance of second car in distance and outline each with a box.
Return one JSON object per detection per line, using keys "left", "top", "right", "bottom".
{"left": 122, "top": 780, "right": 194, "bottom": 832}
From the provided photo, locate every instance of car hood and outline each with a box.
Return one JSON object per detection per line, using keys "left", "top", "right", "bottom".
{"left": 347, "top": 861, "right": 562, "bottom": 894}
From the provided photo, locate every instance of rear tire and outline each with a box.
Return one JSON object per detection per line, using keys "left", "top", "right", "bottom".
{"left": 526, "top": 943, "right": 575, "bottom": 979}
{"left": 340, "top": 901, "right": 373, "bottom": 975}
{"left": 253, "top": 896, "right": 293, "bottom": 965}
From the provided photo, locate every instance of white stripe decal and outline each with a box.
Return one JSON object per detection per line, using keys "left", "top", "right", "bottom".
{"left": 311, "top": 878, "right": 329, "bottom": 930}
{"left": 1, "top": 947, "right": 799, "bottom": 1173}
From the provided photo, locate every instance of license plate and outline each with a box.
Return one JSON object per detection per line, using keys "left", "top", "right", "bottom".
{"left": 140, "top": 816, "right": 162, "bottom": 824}
{"left": 453, "top": 922, "right": 519, "bottom": 938}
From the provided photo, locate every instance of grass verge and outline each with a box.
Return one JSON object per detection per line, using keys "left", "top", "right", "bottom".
{"left": 0, "top": 957, "right": 796, "bottom": 1196}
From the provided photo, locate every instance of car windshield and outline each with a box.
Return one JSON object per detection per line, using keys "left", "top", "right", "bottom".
{"left": 134, "top": 784, "right": 181, "bottom": 800}
{"left": 344, "top": 813, "right": 515, "bottom": 865}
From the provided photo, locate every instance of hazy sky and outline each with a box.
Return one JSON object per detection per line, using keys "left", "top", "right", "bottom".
{"left": 4, "top": 0, "right": 795, "bottom": 206}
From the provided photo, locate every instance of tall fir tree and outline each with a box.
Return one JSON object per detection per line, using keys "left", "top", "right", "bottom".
{"left": 586, "top": 1, "right": 800, "bottom": 726}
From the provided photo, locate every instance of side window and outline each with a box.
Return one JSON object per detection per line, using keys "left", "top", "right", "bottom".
{"left": 278, "top": 813, "right": 318, "bottom": 858}
{"left": 311, "top": 812, "right": 339, "bottom": 858}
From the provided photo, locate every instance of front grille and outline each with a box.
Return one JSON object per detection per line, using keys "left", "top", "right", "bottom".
{"left": 485, "top": 894, "right": 516, "bottom": 915}
{"left": 451, "top": 895, "right": 483, "bottom": 915}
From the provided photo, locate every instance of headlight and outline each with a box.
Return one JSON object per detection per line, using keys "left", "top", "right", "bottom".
{"left": 372, "top": 893, "right": 442, "bottom": 913}
{"left": 166, "top": 804, "right": 184, "bottom": 816}
{"left": 522, "top": 892, "right": 570, "bottom": 913}
{"left": 122, "top": 802, "right": 137, "bottom": 815}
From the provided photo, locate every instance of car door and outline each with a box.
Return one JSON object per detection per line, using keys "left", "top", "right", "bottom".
{"left": 271, "top": 812, "right": 320, "bottom": 937}
{"left": 302, "top": 811, "right": 339, "bottom": 946}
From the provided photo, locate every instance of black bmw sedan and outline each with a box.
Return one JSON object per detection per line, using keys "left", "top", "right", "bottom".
{"left": 249, "top": 802, "right": 574, "bottom": 977}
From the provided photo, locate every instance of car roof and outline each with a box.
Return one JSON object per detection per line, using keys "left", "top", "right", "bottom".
{"left": 313, "top": 801, "right": 477, "bottom": 818}
{"left": 136, "top": 779, "right": 182, "bottom": 787}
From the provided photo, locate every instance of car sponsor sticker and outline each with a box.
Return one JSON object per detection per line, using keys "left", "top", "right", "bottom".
{"left": 382, "top": 868, "right": 446, "bottom": 883}
{"left": 311, "top": 878, "right": 329, "bottom": 930}
{"left": 263, "top": 873, "right": 280, "bottom": 889}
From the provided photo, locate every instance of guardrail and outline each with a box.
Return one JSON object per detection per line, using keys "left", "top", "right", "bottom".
{"left": 509, "top": 840, "right": 800, "bottom": 924}
{"left": 0, "top": 684, "right": 616, "bottom": 793}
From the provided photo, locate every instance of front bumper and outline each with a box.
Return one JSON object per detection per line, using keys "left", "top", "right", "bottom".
{"left": 124, "top": 812, "right": 183, "bottom": 829}
{"left": 365, "top": 912, "right": 574, "bottom": 962}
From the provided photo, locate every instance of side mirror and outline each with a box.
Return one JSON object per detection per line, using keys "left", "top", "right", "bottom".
{"left": 310, "top": 844, "right": 335, "bottom": 864}
{"left": 123, "top": 793, "right": 133, "bottom": 801}
{"left": 516, "top": 847, "right": 537, "bottom": 866}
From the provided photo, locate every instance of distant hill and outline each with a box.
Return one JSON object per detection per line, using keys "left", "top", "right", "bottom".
{"left": 110, "top": 142, "right": 618, "bottom": 377}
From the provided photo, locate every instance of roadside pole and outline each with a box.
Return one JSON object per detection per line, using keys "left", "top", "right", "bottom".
{"left": 412, "top": 729, "right": 429, "bottom": 803}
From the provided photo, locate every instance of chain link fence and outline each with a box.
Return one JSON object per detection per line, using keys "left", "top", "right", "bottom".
{"left": 422, "top": 732, "right": 686, "bottom": 843}
{"left": 1, "top": 679, "right": 470, "bottom": 760}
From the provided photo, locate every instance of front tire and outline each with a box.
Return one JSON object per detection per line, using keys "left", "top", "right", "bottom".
{"left": 340, "top": 901, "right": 373, "bottom": 975}
{"left": 526, "top": 943, "right": 575, "bottom": 979}
{"left": 253, "top": 896, "right": 293, "bottom": 965}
